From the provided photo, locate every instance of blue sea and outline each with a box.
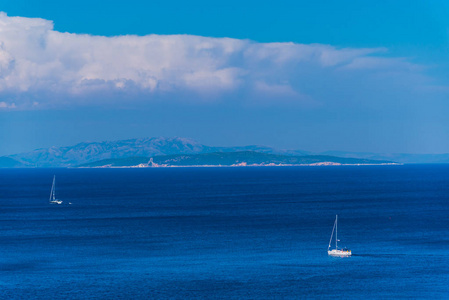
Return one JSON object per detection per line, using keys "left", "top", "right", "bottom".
{"left": 1, "top": 165, "right": 449, "bottom": 299}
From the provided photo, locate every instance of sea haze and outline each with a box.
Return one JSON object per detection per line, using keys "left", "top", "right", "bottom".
{"left": 1, "top": 165, "right": 448, "bottom": 298}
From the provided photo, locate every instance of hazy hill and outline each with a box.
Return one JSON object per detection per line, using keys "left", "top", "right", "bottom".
{"left": 2, "top": 136, "right": 447, "bottom": 167}
{"left": 2, "top": 137, "right": 204, "bottom": 167}
{"left": 1, "top": 137, "right": 309, "bottom": 167}
{"left": 321, "top": 151, "right": 449, "bottom": 164}
{"left": 0, "top": 157, "right": 22, "bottom": 168}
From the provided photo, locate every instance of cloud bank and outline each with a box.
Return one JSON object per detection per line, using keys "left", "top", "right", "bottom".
{"left": 0, "top": 12, "right": 430, "bottom": 109}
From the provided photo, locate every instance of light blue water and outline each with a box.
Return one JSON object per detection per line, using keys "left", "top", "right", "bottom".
{"left": 1, "top": 165, "right": 448, "bottom": 298}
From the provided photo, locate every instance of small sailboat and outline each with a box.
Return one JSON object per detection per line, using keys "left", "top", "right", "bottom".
{"left": 49, "top": 175, "right": 63, "bottom": 204}
{"left": 328, "top": 215, "right": 351, "bottom": 256}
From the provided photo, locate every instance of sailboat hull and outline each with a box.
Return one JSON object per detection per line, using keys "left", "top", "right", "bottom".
{"left": 328, "top": 249, "right": 352, "bottom": 256}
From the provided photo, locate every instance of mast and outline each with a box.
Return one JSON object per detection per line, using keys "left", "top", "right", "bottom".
{"left": 49, "top": 176, "right": 56, "bottom": 202}
{"left": 49, "top": 176, "right": 54, "bottom": 202}
{"left": 328, "top": 215, "right": 336, "bottom": 250}
{"left": 335, "top": 215, "right": 338, "bottom": 249}
{"left": 53, "top": 176, "right": 56, "bottom": 201}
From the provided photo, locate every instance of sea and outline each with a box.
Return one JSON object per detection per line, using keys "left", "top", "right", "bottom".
{"left": 1, "top": 165, "right": 448, "bottom": 299}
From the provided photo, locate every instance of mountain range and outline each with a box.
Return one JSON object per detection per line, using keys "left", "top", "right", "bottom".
{"left": 2, "top": 137, "right": 310, "bottom": 167}
{"left": 0, "top": 136, "right": 447, "bottom": 167}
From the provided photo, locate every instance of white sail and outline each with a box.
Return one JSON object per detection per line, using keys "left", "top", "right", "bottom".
{"left": 49, "top": 176, "right": 62, "bottom": 204}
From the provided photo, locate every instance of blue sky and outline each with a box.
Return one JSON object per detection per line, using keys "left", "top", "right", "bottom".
{"left": 1, "top": 0, "right": 449, "bottom": 155}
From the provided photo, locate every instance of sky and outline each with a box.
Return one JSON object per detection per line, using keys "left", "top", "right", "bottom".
{"left": 1, "top": 0, "right": 449, "bottom": 155}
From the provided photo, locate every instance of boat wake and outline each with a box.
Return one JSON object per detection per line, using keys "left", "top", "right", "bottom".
{"left": 351, "top": 254, "right": 406, "bottom": 258}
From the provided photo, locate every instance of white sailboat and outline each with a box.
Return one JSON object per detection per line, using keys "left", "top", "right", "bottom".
{"left": 328, "top": 215, "right": 351, "bottom": 256}
{"left": 49, "top": 175, "right": 63, "bottom": 204}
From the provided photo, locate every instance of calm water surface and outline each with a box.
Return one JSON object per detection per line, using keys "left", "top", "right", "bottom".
{"left": 1, "top": 165, "right": 448, "bottom": 298}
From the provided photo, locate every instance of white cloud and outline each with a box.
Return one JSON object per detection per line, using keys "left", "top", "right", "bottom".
{"left": 254, "top": 81, "right": 298, "bottom": 97}
{"left": 0, "top": 101, "right": 15, "bottom": 109}
{"left": 0, "top": 12, "right": 431, "bottom": 109}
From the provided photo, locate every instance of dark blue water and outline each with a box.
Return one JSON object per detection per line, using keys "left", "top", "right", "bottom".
{"left": 1, "top": 165, "right": 448, "bottom": 298}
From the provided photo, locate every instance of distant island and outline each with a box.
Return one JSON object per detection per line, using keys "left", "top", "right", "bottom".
{"left": 6, "top": 136, "right": 448, "bottom": 168}
{"left": 78, "top": 151, "right": 396, "bottom": 168}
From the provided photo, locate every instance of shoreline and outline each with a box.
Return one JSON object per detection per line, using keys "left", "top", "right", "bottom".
{"left": 82, "top": 162, "right": 402, "bottom": 168}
